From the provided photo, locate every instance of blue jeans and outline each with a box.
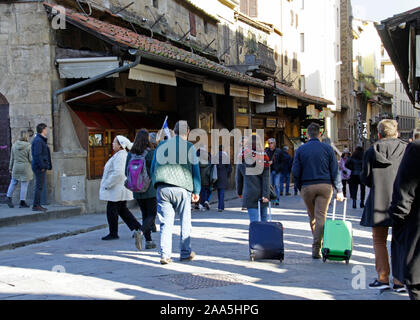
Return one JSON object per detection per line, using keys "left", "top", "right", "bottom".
{"left": 200, "top": 187, "right": 211, "bottom": 206}
{"left": 33, "top": 170, "right": 46, "bottom": 207}
{"left": 248, "top": 207, "right": 268, "bottom": 223}
{"left": 156, "top": 185, "right": 192, "bottom": 259}
{"left": 270, "top": 170, "right": 281, "bottom": 202}
{"left": 217, "top": 188, "right": 225, "bottom": 210}
{"left": 280, "top": 173, "right": 290, "bottom": 194}
{"left": 7, "top": 178, "right": 29, "bottom": 201}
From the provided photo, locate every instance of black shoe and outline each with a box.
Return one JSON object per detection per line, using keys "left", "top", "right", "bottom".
{"left": 353, "top": 200, "right": 357, "bottom": 209}
{"left": 360, "top": 201, "right": 365, "bottom": 209}
{"left": 393, "top": 284, "right": 407, "bottom": 293}
{"left": 368, "top": 279, "right": 390, "bottom": 290}
{"left": 102, "top": 234, "right": 119, "bottom": 240}
{"left": 32, "top": 206, "right": 47, "bottom": 212}
{"left": 286, "top": 193, "right": 292, "bottom": 196}
{"left": 19, "top": 201, "right": 29, "bottom": 208}
{"left": 6, "top": 197, "right": 14, "bottom": 208}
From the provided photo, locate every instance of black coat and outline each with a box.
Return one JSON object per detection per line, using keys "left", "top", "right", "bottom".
{"left": 214, "top": 151, "right": 232, "bottom": 189}
{"left": 265, "top": 147, "right": 283, "bottom": 173}
{"left": 279, "top": 151, "right": 292, "bottom": 175}
{"left": 389, "top": 141, "right": 420, "bottom": 285}
{"left": 31, "top": 134, "right": 52, "bottom": 172}
{"left": 360, "top": 138, "right": 407, "bottom": 227}
{"left": 345, "top": 157, "right": 363, "bottom": 177}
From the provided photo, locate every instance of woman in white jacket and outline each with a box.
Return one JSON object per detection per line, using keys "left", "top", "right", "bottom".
{"left": 100, "top": 135, "right": 143, "bottom": 245}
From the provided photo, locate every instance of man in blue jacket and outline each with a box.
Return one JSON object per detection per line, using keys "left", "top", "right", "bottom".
{"left": 292, "top": 123, "right": 344, "bottom": 259}
{"left": 31, "top": 123, "right": 52, "bottom": 212}
{"left": 151, "top": 120, "right": 201, "bottom": 265}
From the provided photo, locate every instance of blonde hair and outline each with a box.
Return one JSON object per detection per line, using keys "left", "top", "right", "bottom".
{"left": 378, "top": 119, "right": 398, "bottom": 139}
{"left": 19, "top": 130, "right": 29, "bottom": 142}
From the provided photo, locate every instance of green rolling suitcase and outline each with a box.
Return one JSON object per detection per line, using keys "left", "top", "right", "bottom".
{"left": 322, "top": 199, "right": 353, "bottom": 264}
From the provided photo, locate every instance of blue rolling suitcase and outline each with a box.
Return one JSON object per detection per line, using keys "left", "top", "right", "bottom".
{"left": 249, "top": 200, "right": 284, "bottom": 262}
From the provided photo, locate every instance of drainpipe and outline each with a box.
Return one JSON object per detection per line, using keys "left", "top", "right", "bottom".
{"left": 51, "top": 50, "right": 141, "bottom": 151}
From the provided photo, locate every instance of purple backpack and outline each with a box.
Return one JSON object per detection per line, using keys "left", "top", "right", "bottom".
{"left": 125, "top": 151, "right": 151, "bottom": 193}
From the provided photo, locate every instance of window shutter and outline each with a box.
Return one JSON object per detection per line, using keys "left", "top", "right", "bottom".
{"left": 240, "top": 0, "right": 248, "bottom": 15}
{"left": 189, "top": 12, "right": 197, "bottom": 37}
{"left": 249, "top": 0, "right": 258, "bottom": 17}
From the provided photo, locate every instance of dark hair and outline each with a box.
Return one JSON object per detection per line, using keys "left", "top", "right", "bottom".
{"left": 131, "top": 129, "right": 151, "bottom": 155}
{"left": 307, "top": 123, "right": 320, "bottom": 139}
{"left": 36, "top": 123, "right": 47, "bottom": 134}
{"left": 352, "top": 146, "right": 364, "bottom": 160}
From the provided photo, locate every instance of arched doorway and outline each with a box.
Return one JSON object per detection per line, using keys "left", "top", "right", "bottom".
{"left": 0, "top": 93, "right": 11, "bottom": 200}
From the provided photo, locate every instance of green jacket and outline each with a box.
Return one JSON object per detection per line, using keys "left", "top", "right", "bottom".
{"left": 151, "top": 136, "right": 201, "bottom": 194}
{"left": 9, "top": 141, "right": 33, "bottom": 181}
{"left": 125, "top": 149, "right": 156, "bottom": 199}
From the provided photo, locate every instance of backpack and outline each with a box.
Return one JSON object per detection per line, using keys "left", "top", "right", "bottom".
{"left": 124, "top": 151, "right": 151, "bottom": 193}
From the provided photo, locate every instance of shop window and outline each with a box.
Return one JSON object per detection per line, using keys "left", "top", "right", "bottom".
{"left": 89, "top": 133, "right": 104, "bottom": 147}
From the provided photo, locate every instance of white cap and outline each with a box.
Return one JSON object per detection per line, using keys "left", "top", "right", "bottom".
{"left": 116, "top": 135, "right": 133, "bottom": 151}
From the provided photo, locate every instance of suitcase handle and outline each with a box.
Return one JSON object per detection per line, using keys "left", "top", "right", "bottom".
{"left": 258, "top": 199, "right": 272, "bottom": 222}
{"left": 332, "top": 198, "right": 347, "bottom": 221}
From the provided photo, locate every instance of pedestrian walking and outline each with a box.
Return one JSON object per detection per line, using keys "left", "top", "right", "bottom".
{"left": 149, "top": 132, "right": 158, "bottom": 233}
{"left": 279, "top": 146, "right": 292, "bottom": 196}
{"left": 389, "top": 140, "right": 420, "bottom": 299}
{"left": 360, "top": 119, "right": 407, "bottom": 291}
{"left": 236, "top": 134, "right": 270, "bottom": 223}
{"left": 213, "top": 146, "right": 232, "bottom": 212}
{"left": 345, "top": 146, "right": 366, "bottom": 209}
{"left": 339, "top": 149, "right": 351, "bottom": 198}
{"left": 292, "top": 123, "right": 344, "bottom": 259}
{"left": 100, "top": 135, "right": 143, "bottom": 244}
{"left": 265, "top": 138, "right": 282, "bottom": 205}
{"left": 6, "top": 131, "right": 33, "bottom": 208}
{"left": 125, "top": 129, "right": 157, "bottom": 250}
{"left": 151, "top": 120, "right": 201, "bottom": 265}
{"left": 197, "top": 146, "right": 212, "bottom": 211}
{"left": 31, "top": 123, "right": 52, "bottom": 212}
{"left": 237, "top": 136, "right": 248, "bottom": 211}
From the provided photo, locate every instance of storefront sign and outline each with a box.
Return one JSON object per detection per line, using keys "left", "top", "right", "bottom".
{"left": 266, "top": 118, "right": 277, "bottom": 128}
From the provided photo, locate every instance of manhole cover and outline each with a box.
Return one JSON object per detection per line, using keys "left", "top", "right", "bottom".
{"left": 158, "top": 273, "right": 247, "bottom": 290}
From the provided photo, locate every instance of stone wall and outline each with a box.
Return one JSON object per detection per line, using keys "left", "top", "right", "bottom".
{"left": 0, "top": 2, "right": 57, "bottom": 203}
{"left": 0, "top": 2, "right": 54, "bottom": 145}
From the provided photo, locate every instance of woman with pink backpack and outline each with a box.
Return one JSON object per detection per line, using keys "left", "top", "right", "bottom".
{"left": 125, "top": 129, "right": 157, "bottom": 250}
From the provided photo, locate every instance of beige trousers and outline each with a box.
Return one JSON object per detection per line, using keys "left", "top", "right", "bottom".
{"left": 301, "top": 184, "right": 333, "bottom": 255}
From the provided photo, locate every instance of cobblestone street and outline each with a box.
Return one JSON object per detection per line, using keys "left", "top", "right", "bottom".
{"left": 0, "top": 195, "right": 409, "bottom": 300}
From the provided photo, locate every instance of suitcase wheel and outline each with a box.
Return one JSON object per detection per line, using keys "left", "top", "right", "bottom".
{"left": 322, "top": 248, "right": 329, "bottom": 263}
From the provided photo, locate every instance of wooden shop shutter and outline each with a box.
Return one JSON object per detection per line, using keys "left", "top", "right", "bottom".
{"left": 189, "top": 12, "right": 197, "bottom": 37}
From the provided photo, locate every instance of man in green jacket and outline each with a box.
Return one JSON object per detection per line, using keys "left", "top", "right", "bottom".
{"left": 151, "top": 120, "right": 201, "bottom": 265}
